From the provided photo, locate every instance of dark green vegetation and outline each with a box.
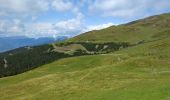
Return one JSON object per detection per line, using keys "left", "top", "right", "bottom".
{"left": 0, "top": 34, "right": 169, "bottom": 100}
{"left": 0, "top": 45, "right": 69, "bottom": 77}
{"left": 0, "top": 13, "right": 169, "bottom": 100}
{"left": 0, "top": 42, "right": 129, "bottom": 77}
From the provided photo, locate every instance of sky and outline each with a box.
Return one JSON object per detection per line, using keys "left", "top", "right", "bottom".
{"left": 0, "top": 0, "right": 170, "bottom": 38}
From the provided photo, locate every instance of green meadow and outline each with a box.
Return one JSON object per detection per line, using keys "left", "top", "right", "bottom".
{"left": 0, "top": 36, "right": 169, "bottom": 100}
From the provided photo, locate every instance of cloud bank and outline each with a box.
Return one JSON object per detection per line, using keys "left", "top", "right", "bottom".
{"left": 0, "top": 0, "right": 169, "bottom": 38}
{"left": 89, "top": 0, "right": 170, "bottom": 18}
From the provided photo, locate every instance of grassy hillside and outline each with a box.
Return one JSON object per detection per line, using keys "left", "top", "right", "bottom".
{"left": 0, "top": 13, "right": 169, "bottom": 99}
{"left": 0, "top": 36, "right": 169, "bottom": 100}
{"left": 0, "top": 42, "right": 129, "bottom": 77}
{"left": 0, "top": 13, "right": 169, "bottom": 77}
{"left": 69, "top": 13, "right": 170, "bottom": 43}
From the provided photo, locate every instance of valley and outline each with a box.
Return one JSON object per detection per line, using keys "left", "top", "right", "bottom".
{"left": 0, "top": 13, "right": 170, "bottom": 100}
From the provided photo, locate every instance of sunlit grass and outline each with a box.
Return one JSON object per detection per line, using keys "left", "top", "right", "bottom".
{"left": 0, "top": 36, "right": 170, "bottom": 100}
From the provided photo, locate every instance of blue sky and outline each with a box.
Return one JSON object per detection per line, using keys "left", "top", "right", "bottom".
{"left": 0, "top": 0, "right": 170, "bottom": 38}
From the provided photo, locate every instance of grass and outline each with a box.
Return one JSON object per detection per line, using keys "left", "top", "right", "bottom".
{"left": 0, "top": 13, "right": 170, "bottom": 100}
{"left": 0, "top": 36, "right": 170, "bottom": 100}
{"left": 51, "top": 43, "right": 87, "bottom": 55}
{"left": 68, "top": 13, "right": 170, "bottom": 43}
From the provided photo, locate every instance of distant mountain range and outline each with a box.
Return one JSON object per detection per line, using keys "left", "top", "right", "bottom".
{"left": 0, "top": 13, "right": 170, "bottom": 78}
{"left": 0, "top": 12, "right": 170, "bottom": 100}
{"left": 0, "top": 36, "right": 68, "bottom": 52}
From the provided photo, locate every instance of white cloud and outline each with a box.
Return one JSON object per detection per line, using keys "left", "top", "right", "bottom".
{"left": 0, "top": 0, "right": 49, "bottom": 17}
{"left": 82, "top": 23, "right": 114, "bottom": 33}
{"left": 0, "top": 0, "right": 83, "bottom": 38}
{"left": 0, "top": 0, "right": 169, "bottom": 38}
{"left": 52, "top": 0, "right": 73, "bottom": 12}
{"left": 25, "top": 22, "right": 56, "bottom": 38}
{"left": 0, "top": 11, "right": 7, "bottom": 16}
{"left": 0, "top": 19, "right": 24, "bottom": 36}
{"left": 55, "top": 13, "right": 83, "bottom": 30}
{"left": 0, "top": 0, "right": 50, "bottom": 37}
{"left": 24, "top": 17, "right": 115, "bottom": 38}
{"left": 0, "top": 20, "right": 8, "bottom": 32}
{"left": 0, "top": 0, "right": 85, "bottom": 38}
{"left": 89, "top": 0, "right": 170, "bottom": 18}
{"left": 24, "top": 13, "right": 84, "bottom": 38}
{"left": 7, "top": 19, "right": 24, "bottom": 33}
{"left": 8, "top": 25, "right": 23, "bottom": 33}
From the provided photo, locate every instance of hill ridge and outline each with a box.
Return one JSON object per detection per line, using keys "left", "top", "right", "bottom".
{"left": 0, "top": 13, "right": 169, "bottom": 77}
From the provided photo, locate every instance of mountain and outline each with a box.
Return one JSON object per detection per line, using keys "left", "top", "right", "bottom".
{"left": 68, "top": 13, "right": 170, "bottom": 43}
{"left": 0, "top": 13, "right": 170, "bottom": 99}
{"left": 0, "top": 13, "right": 170, "bottom": 77}
{"left": 0, "top": 36, "right": 68, "bottom": 53}
{"left": 0, "top": 41, "right": 130, "bottom": 77}
{"left": 0, "top": 36, "right": 169, "bottom": 100}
